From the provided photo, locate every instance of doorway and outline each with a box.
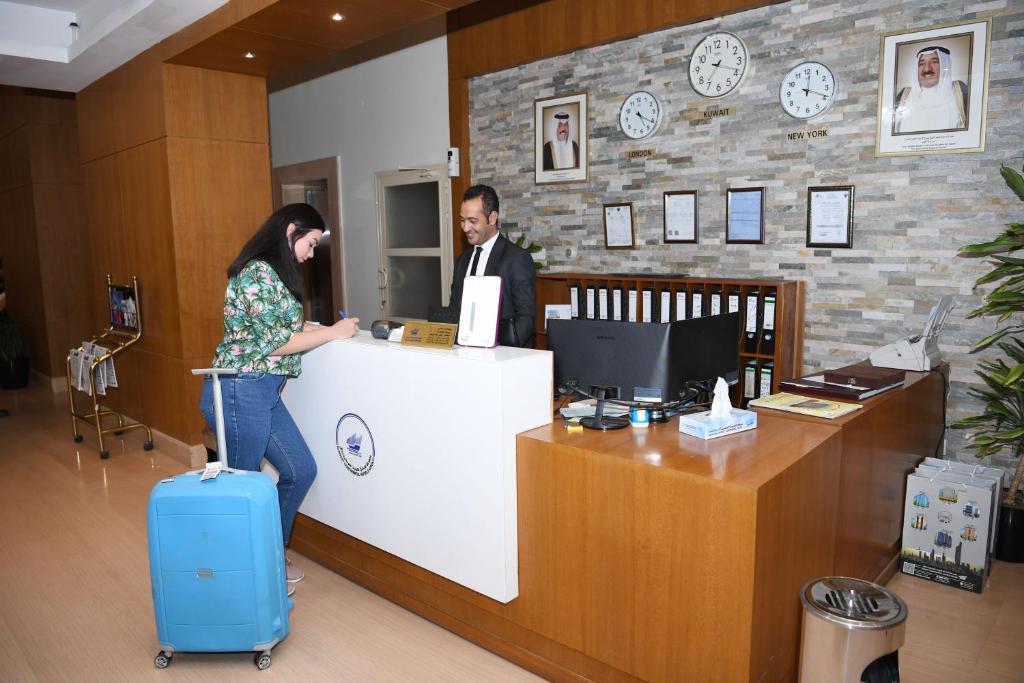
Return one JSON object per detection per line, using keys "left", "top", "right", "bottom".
{"left": 272, "top": 156, "right": 345, "bottom": 324}
{"left": 375, "top": 165, "right": 452, "bottom": 321}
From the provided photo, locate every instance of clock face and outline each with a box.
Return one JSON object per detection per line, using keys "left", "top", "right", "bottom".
{"left": 619, "top": 90, "right": 661, "bottom": 139}
{"left": 780, "top": 61, "right": 836, "bottom": 119}
{"left": 688, "top": 32, "right": 747, "bottom": 98}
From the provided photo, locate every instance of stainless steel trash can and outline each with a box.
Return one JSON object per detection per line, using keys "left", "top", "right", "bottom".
{"left": 798, "top": 577, "right": 908, "bottom": 683}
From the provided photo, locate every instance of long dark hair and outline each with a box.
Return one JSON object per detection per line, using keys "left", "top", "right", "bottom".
{"left": 228, "top": 203, "right": 325, "bottom": 298}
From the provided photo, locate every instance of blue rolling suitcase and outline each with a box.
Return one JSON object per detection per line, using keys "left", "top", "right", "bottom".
{"left": 147, "top": 367, "right": 293, "bottom": 670}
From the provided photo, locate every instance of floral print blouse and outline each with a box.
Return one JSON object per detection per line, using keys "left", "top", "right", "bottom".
{"left": 212, "top": 260, "right": 303, "bottom": 376}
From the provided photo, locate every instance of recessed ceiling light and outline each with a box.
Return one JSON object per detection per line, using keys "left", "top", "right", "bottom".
{"left": 244, "top": 51, "right": 255, "bottom": 59}
{"left": 331, "top": 13, "right": 345, "bottom": 21}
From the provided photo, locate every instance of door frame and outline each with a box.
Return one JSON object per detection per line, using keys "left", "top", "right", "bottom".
{"left": 374, "top": 164, "right": 452, "bottom": 320}
{"left": 272, "top": 156, "right": 346, "bottom": 315}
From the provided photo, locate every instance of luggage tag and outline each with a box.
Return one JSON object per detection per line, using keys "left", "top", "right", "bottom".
{"left": 200, "top": 461, "right": 223, "bottom": 481}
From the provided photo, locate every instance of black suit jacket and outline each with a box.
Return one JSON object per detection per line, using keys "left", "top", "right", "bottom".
{"left": 448, "top": 233, "right": 536, "bottom": 347}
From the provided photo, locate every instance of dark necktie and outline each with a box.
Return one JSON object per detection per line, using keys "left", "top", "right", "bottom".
{"left": 469, "top": 246, "right": 483, "bottom": 276}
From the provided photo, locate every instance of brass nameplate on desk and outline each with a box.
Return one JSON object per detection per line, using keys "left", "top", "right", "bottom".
{"left": 401, "top": 322, "right": 457, "bottom": 349}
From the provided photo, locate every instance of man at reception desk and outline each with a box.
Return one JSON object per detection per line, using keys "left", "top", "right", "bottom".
{"left": 445, "top": 184, "right": 536, "bottom": 347}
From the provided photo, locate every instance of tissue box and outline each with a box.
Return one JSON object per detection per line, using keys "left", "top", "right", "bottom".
{"left": 678, "top": 408, "right": 757, "bottom": 440}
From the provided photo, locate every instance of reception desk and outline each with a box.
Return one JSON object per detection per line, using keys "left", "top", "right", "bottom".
{"left": 282, "top": 333, "right": 552, "bottom": 602}
{"left": 288, "top": 362, "right": 944, "bottom": 682}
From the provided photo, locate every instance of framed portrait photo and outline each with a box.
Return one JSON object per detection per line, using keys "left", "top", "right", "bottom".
{"left": 663, "top": 191, "right": 698, "bottom": 244}
{"left": 807, "top": 186, "right": 854, "bottom": 248}
{"left": 725, "top": 187, "right": 764, "bottom": 245}
{"left": 535, "top": 92, "right": 588, "bottom": 184}
{"left": 876, "top": 19, "right": 991, "bottom": 156}
{"left": 603, "top": 203, "right": 635, "bottom": 249}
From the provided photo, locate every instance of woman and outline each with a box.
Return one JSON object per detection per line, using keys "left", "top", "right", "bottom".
{"left": 200, "top": 203, "right": 359, "bottom": 590}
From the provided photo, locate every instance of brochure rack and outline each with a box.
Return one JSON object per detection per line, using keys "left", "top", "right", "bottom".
{"left": 66, "top": 275, "right": 153, "bottom": 459}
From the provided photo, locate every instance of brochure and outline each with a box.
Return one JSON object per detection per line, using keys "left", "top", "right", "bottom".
{"left": 748, "top": 392, "right": 863, "bottom": 419}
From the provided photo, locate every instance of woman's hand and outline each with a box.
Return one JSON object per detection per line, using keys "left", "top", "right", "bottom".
{"left": 329, "top": 317, "right": 360, "bottom": 340}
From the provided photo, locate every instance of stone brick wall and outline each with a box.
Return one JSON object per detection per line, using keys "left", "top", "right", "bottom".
{"left": 467, "top": 0, "right": 1024, "bottom": 467}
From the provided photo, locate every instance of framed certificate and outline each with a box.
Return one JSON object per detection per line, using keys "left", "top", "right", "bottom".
{"left": 807, "top": 186, "right": 854, "bottom": 248}
{"left": 725, "top": 187, "right": 764, "bottom": 244}
{"left": 603, "top": 202, "right": 635, "bottom": 249}
{"left": 663, "top": 191, "right": 698, "bottom": 243}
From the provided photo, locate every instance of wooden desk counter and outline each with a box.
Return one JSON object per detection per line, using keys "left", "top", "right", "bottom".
{"left": 751, "top": 369, "right": 946, "bottom": 582}
{"left": 294, "top": 412, "right": 843, "bottom": 683}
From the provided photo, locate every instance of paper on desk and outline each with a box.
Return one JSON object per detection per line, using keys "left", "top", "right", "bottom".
{"left": 559, "top": 399, "right": 629, "bottom": 419}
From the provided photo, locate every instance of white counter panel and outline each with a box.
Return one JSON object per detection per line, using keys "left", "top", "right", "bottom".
{"left": 282, "top": 332, "right": 552, "bottom": 602}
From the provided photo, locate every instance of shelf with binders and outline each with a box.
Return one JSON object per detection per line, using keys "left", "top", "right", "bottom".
{"left": 534, "top": 273, "right": 804, "bottom": 400}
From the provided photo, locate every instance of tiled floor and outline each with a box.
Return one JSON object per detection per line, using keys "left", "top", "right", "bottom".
{"left": 1, "top": 384, "right": 1021, "bottom": 681}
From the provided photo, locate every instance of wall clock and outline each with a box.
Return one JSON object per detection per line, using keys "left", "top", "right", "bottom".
{"left": 780, "top": 61, "right": 836, "bottom": 119}
{"left": 618, "top": 90, "right": 662, "bottom": 139}
{"left": 688, "top": 31, "right": 747, "bottom": 98}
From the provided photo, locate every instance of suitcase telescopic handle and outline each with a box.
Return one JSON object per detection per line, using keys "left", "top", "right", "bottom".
{"left": 191, "top": 368, "right": 238, "bottom": 466}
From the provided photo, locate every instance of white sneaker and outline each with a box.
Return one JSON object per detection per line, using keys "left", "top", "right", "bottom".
{"left": 285, "top": 554, "right": 304, "bottom": 583}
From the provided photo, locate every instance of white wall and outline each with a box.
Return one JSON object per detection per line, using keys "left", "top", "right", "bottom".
{"left": 269, "top": 36, "right": 450, "bottom": 324}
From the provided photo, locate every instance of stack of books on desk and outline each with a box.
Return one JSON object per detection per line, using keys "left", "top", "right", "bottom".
{"left": 779, "top": 362, "right": 906, "bottom": 401}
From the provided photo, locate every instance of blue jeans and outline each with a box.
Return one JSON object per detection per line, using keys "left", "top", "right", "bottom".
{"left": 199, "top": 372, "right": 317, "bottom": 546}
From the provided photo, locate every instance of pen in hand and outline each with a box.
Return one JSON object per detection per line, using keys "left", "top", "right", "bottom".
{"left": 337, "top": 310, "right": 347, "bottom": 320}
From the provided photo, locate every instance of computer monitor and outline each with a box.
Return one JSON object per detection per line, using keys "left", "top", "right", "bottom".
{"left": 548, "top": 313, "right": 740, "bottom": 428}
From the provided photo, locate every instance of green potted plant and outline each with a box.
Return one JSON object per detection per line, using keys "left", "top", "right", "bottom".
{"left": 512, "top": 233, "right": 545, "bottom": 271}
{"left": 953, "top": 163, "right": 1024, "bottom": 561}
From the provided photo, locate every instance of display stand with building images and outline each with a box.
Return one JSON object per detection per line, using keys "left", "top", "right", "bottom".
{"left": 900, "top": 458, "right": 1005, "bottom": 593}
{"left": 66, "top": 275, "right": 153, "bottom": 459}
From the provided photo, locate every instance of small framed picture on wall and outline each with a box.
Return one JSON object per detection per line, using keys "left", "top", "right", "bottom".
{"left": 725, "top": 187, "right": 765, "bottom": 244}
{"left": 535, "top": 92, "right": 588, "bottom": 184}
{"left": 663, "top": 191, "right": 698, "bottom": 243}
{"left": 603, "top": 203, "right": 635, "bottom": 249}
{"left": 807, "top": 186, "right": 854, "bottom": 248}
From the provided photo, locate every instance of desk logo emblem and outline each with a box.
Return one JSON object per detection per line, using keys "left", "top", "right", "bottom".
{"left": 336, "top": 413, "right": 375, "bottom": 476}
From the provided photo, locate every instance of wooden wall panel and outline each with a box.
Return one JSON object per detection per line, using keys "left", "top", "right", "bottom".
{"left": 137, "top": 351, "right": 190, "bottom": 442}
{"left": 163, "top": 65, "right": 269, "bottom": 143}
{"left": 0, "top": 126, "right": 31, "bottom": 193}
{"left": 33, "top": 183, "right": 89, "bottom": 376}
{"left": 447, "top": 0, "right": 779, "bottom": 80}
{"left": 0, "top": 86, "right": 28, "bottom": 137}
{"left": 116, "top": 140, "right": 181, "bottom": 358}
{"left": 0, "top": 184, "right": 47, "bottom": 368}
{"left": 76, "top": 60, "right": 166, "bottom": 163}
{"left": 29, "top": 121, "right": 81, "bottom": 186}
{"left": 82, "top": 155, "right": 126, "bottom": 330}
{"left": 166, "top": 136, "right": 272, "bottom": 360}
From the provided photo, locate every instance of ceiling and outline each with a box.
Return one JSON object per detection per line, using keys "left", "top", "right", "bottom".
{"left": 0, "top": 0, "right": 476, "bottom": 94}
{"left": 0, "top": 0, "right": 229, "bottom": 92}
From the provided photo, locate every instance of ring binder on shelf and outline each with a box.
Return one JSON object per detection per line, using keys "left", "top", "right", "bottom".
{"left": 569, "top": 285, "right": 580, "bottom": 319}
{"left": 598, "top": 287, "right": 609, "bottom": 320}
{"left": 760, "top": 290, "right": 776, "bottom": 355}
{"left": 612, "top": 287, "right": 623, "bottom": 321}
{"left": 744, "top": 292, "right": 760, "bottom": 353}
{"left": 641, "top": 287, "right": 654, "bottom": 323}
{"left": 692, "top": 290, "right": 704, "bottom": 318}
{"left": 660, "top": 289, "right": 672, "bottom": 323}
{"left": 710, "top": 287, "right": 722, "bottom": 316}
{"left": 628, "top": 287, "right": 638, "bottom": 322}
{"left": 676, "top": 290, "right": 687, "bottom": 321}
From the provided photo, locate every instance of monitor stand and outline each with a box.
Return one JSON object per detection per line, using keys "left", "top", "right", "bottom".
{"left": 580, "top": 386, "right": 629, "bottom": 431}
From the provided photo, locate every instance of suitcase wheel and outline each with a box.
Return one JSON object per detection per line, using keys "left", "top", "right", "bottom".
{"left": 100, "top": 450, "right": 110, "bottom": 460}
{"left": 254, "top": 651, "right": 271, "bottom": 670}
{"left": 154, "top": 651, "right": 172, "bottom": 669}
{"left": 144, "top": 440, "right": 154, "bottom": 451}
{"left": 73, "top": 434, "right": 83, "bottom": 443}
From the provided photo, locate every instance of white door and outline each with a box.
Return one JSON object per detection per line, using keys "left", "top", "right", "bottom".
{"left": 375, "top": 165, "right": 452, "bottom": 321}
